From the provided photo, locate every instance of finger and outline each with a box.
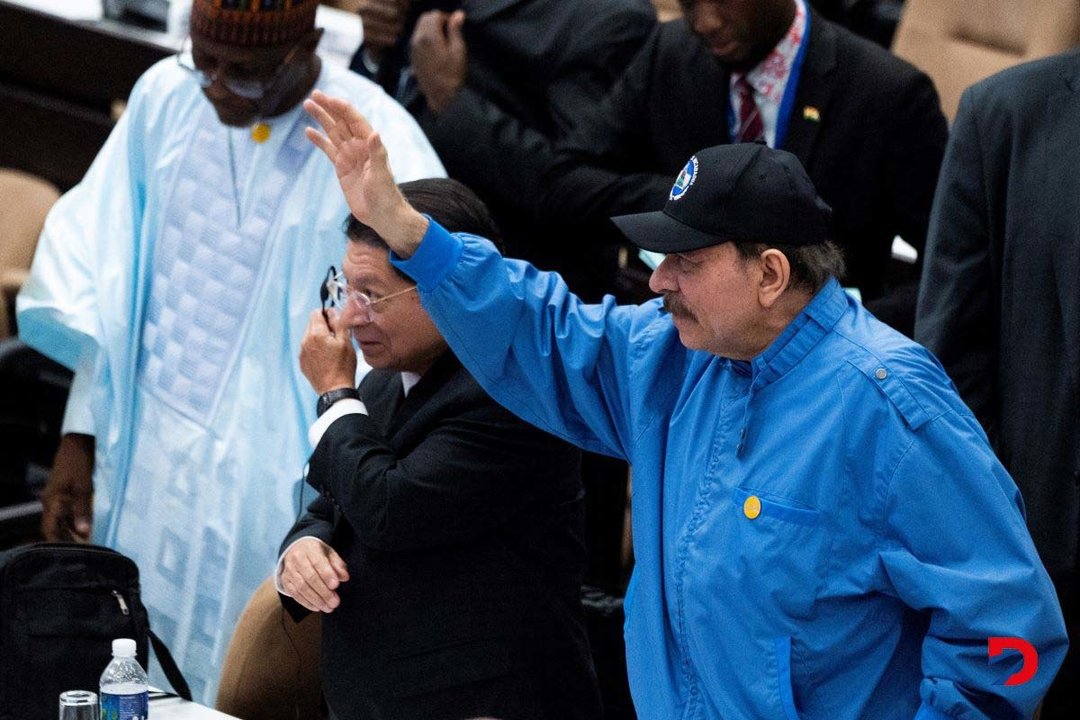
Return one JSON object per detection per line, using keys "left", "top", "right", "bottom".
{"left": 296, "top": 555, "right": 340, "bottom": 610}
{"left": 43, "top": 493, "right": 77, "bottom": 541}
{"left": 281, "top": 573, "right": 323, "bottom": 613}
{"left": 327, "top": 549, "right": 350, "bottom": 582}
{"left": 411, "top": 10, "right": 441, "bottom": 42}
{"left": 283, "top": 556, "right": 338, "bottom": 612}
{"left": 40, "top": 500, "right": 67, "bottom": 541}
{"left": 328, "top": 307, "right": 349, "bottom": 337}
{"left": 309, "top": 91, "right": 358, "bottom": 144}
{"left": 71, "top": 492, "right": 92, "bottom": 539}
{"left": 359, "top": 0, "right": 403, "bottom": 22}
{"left": 321, "top": 94, "right": 375, "bottom": 142}
{"left": 303, "top": 95, "right": 337, "bottom": 138}
{"left": 305, "top": 309, "right": 323, "bottom": 335}
{"left": 366, "top": 131, "right": 389, "bottom": 169}
{"left": 295, "top": 579, "right": 336, "bottom": 614}
{"left": 448, "top": 10, "right": 466, "bottom": 46}
{"left": 304, "top": 127, "right": 337, "bottom": 163}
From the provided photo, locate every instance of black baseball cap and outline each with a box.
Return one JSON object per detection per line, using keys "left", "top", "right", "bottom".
{"left": 611, "top": 144, "right": 832, "bottom": 253}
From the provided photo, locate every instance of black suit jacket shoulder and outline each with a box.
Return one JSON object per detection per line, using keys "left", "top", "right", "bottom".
{"left": 915, "top": 49, "right": 1080, "bottom": 573}
{"left": 282, "top": 352, "right": 599, "bottom": 720}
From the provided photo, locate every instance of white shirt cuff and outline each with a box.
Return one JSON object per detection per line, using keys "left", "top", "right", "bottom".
{"left": 308, "top": 398, "right": 367, "bottom": 448}
{"left": 60, "top": 351, "right": 99, "bottom": 436}
{"left": 274, "top": 536, "right": 334, "bottom": 596}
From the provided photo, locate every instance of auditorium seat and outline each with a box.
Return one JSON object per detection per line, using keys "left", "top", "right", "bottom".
{"left": 216, "top": 577, "right": 323, "bottom": 720}
{"left": 893, "top": 0, "right": 1080, "bottom": 121}
{"left": 0, "top": 169, "right": 59, "bottom": 339}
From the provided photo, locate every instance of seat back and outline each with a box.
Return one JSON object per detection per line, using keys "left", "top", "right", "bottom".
{"left": 893, "top": 0, "right": 1080, "bottom": 120}
{"left": 215, "top": 577, "right": 323, "bottom": 720}
{"left": 0, "top": 169, "right": 60, "bottom": 339}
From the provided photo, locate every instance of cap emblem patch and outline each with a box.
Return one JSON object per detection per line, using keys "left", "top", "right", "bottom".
{"left": 670, "top": 156, "right": 699, "bottom": 201}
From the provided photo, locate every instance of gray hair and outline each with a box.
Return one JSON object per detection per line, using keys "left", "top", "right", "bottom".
{"left": 734, "top": 241, "right": 846, "bottom": 294}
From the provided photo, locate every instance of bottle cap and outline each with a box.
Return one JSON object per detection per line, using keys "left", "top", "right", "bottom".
{"left": 112, "top": 638, "right": 136, "bottom": 657}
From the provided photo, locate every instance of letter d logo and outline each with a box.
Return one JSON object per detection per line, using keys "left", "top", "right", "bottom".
{"left": 988, "top": 637, "right": 1038, "bottom": 686}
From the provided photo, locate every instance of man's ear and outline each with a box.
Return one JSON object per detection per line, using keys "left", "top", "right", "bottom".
{"left": 757, "top": 248, "right": 791, "bottom": 308}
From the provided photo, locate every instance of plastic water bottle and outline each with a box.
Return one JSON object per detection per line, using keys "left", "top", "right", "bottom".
{"left": 99, "top": 638, "right": 149, "bottom": 720}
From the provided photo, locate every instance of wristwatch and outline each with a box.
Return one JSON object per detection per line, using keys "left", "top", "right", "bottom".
{"left": 316, "top": 387, "right": 360, "bottom": 417}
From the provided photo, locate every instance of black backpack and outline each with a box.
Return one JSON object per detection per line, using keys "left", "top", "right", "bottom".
{"left": 0, "top": 542, "right": 191, "bottom": 720}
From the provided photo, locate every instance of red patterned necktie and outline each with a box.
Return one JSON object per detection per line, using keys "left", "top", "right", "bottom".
{"left": 734, "top": 74, "right": 765, "bottom": 144}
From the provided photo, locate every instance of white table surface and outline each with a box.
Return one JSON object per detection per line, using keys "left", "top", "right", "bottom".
{"left": 149, "top": 696, "right": 240, "bottom": 719}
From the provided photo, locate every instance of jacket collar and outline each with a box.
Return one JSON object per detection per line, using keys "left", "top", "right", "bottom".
{"left": 744, "top": 277, "right": 847, "bottom": 390}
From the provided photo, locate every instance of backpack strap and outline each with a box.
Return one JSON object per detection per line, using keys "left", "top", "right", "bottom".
{"left": 148, "top": 629, "right": 193, "bottom": 701}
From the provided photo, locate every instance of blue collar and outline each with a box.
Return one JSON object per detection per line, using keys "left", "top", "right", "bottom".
{"left": 748, "top": 278, "right": 847, "bottom": 390}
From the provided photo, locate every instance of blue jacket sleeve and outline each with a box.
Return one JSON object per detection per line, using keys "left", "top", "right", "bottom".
{"left": 877, "top": 411, "right": 1067, "bottom": 718}
{"left": 392, "top": 219, "right": 675, "bottom": 459}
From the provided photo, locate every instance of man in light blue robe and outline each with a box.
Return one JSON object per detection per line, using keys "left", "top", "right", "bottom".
{"left": 16, "top": 0, "right": 444, "bottom": 703}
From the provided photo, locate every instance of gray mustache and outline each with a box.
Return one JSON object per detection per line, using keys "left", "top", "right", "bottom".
{"left": 662, "top": 294, "right": 690, "bottom": 318}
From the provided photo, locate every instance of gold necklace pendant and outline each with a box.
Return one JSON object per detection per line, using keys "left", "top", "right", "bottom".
{"left": 251, "top": 122, "right": 271, "bottom": 144}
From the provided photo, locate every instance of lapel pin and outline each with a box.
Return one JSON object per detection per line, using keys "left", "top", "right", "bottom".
{"left": 802, "top": 106, "right": 821, "bottom": 122}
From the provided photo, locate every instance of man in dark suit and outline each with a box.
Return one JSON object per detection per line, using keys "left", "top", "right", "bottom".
{"left": 915, "top": 48, "right": 1080, "bottom": 720}
{"left": 352, "top": 1, "right": 656, "bottom": 634}
{"left": 350, "top": 0, "right": 656, "bottom": 300}
{"left": 540, "top": 0, "right": 948, "bottom": 332}
{"left": 277, "top": 178, "right": 600, "bottom": 720}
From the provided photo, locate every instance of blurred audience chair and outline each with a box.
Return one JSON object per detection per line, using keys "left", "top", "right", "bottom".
{"left": 0, "top": 169, "right": 60, "bottom": 339}
{"left": 216, "top": 577, "right": 323, "bottom": 720}
{"left": 893, "top": 0, "right": 1080, "bottom": 121}
{"left": 0, "top": 337, "right": 71, "bottom": 510}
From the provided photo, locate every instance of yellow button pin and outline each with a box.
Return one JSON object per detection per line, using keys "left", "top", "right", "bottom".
{"left": 743, "top": 495, "right": 762, "bottom": 520}
{"left": 803, "top": 106, "right": 821, "bottom": 122}
{"left": 251, "top": 122, "right": 271, "bottom": 144}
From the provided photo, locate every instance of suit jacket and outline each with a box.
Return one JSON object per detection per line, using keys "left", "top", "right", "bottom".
{"left": 915, "top": 49, "right": 1080, "bottom": 576}
{"left": 353, "top": 0, "right": 656, "bottom": 300}
{"left": 539, "top": 13, "right": 949, "bottom": 302}
{"left": 281, "top": 351, "right": 600, "bottom": 719}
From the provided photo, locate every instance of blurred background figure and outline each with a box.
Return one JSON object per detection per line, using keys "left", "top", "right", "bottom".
{"left": 538, "top": 0, "right": 948, "bottom": 336}
{"left": 915, "top": 47, "right": 1080, "bottom": 720}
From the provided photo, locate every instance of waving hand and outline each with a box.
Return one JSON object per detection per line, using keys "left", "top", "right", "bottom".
{"left": 304, "top": 91, "right": 429, "bottom": 257}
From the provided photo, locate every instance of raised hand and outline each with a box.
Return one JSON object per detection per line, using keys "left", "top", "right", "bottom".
{"left": 304, "top": 90, "right": 429, "bottom": 257}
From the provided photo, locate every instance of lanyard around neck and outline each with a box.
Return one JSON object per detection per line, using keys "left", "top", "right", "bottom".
{"left": 726, "top": 9, "right": 812, "bottom": 150}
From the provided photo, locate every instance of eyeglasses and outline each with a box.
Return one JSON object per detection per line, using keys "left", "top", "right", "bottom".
{"left": 175, "top": 35, "right": 304, "bottom": 100}
{"left": 322, "top": 266, "right": 417, "bottom": 324}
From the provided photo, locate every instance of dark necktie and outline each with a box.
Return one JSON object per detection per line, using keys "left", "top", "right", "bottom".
{"left": 734, "top": 74, "right": 765, "bottom": 144}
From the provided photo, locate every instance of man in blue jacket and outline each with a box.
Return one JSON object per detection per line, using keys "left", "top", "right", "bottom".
{"left": 303, "top": 91, "right": 1068, "bottom": 720}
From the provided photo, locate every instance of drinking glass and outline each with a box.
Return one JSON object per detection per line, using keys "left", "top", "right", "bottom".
{"left": 58, "top": 690, "right": 98, "bottom": 720}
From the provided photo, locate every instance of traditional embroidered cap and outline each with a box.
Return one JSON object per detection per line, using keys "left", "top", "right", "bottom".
{"left": 611, "top": 144, "right": 833, "bottom": 253}
{"left": 190, "top": 0, "right": 318, "bottom": 48}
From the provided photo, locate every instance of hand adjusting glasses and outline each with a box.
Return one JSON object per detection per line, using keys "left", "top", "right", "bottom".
{"left": 322, "top": 266, "right": 418, "bottom": 326}
{"left": 175, "top": 35, "right": 304, "bottom": 100}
